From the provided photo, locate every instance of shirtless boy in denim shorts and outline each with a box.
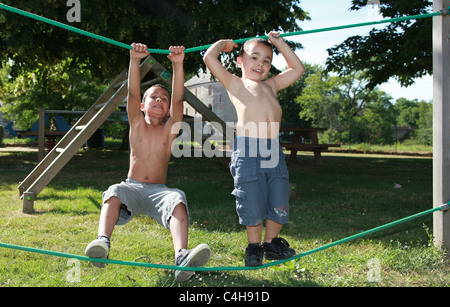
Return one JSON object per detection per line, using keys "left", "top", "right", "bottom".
{"left": 85, "top": 43, "right": 210, "bottom": 281}
{"left": 204, "top": 32, "right": 305, "bottom": 266}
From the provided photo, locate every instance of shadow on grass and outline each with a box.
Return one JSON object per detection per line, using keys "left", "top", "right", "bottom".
{"left": 1, "top": 149, "right": 435, "bottom": 262}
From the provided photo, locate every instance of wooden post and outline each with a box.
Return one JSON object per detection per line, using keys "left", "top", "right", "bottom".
{"left": 22, "top": 192, "right": 35, "bottom": 214}
{"left": 433, "top": 0, "right": 450, "bottom": 255}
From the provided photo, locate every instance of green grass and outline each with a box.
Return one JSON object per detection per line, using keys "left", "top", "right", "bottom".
{"left": 335, "top": 142, "right": 432, "bottom": 154}
{"left": 0, "top": 147, "right": 448, "bottom": 287}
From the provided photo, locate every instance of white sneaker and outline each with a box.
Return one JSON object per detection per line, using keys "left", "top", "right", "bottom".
{"left": 175, "top": 244, "right": 211, "bottom": 282}
{"left": 85, "top": 237, "right": 110, "bottom": 268}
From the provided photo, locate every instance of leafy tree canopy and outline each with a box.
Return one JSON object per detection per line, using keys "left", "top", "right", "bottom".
{"left": 1, "top": 0, "right": 308, "bottom": 128}
{"left": 1, "top": 0, "right": 309, "bottom": 80}
{"left": 325, "top": 0, "right": 433, "bottom": 88}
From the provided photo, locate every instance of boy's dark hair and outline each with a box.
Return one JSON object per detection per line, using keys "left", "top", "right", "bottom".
{"left": 150, "top": 84, "right": 170, "bottom": 96}
{"left": 239, "top": 38, "right": 273, "bottom": 56}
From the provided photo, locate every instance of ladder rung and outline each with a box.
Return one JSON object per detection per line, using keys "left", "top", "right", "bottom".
{"left": 141, "top": 77, "right": 161, "bottom": 88}
{"left": 94, "top": 103, "right": 106, "bottom": 110}
{"left": 75, "top": 125, "right": 87, "bottom": 131}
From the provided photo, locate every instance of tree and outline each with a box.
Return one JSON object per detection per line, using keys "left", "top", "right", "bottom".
{"left": 296, "top": 65, "right": 395, "bottom": 144}
{"left": 415, "top": 100, "right": 432, "bottom": 145}
{"left": 354, "top": 90, "right": 396, "bottom": 144}
{"left": 394, "top": 98, "right": 432, "bottom": 145}
{"left": 1, "top": 0, "right": 309, "bottom": 128}
{"left": 394, "top": 97, "right": 421, "bottom": 128}
{"left": 295, "top": 66, "right": 343, "bottom": 134}
{"left": 1, "top": 0, "right": 309, "bottom": 80}
{"left": 0, "top": 58, "right": 105, "bottom": 129}
{"left": 325, "top": 0, "right": 433, "bottom": 88}
{"left": 277, "top": 62, "right": 316, "bottom": 127}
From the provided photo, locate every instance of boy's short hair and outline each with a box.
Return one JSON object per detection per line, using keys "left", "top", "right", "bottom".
{"left": 239, "top": 38, "right": 273, "bottom": 56}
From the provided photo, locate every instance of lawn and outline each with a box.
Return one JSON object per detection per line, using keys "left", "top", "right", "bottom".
{"left": 0, "top": 146, "right": 448, "bottom": 287}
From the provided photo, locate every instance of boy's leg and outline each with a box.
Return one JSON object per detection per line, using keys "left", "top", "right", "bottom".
{"left": 171, "top": 202, "right": 210, "bottom": 282}
{"left": 170, "top": 202, "right": 189, "bottom": 253}
{"left": 98, "top": 196, "right": 122, "bottom": 238}
{"left": 245, "top": 224, "right": 264, "bottom": 267}
{"left": 85, "top": 196, "right": 121, "bottom": 268}
{"left": 263, "top": 219, "right": 282, "bottom": 243}
{"left": 247, "top": 224, "right": 263, "bottom": 244}
{"left": 262, "top": 219, "right": 295, "bottom": 260}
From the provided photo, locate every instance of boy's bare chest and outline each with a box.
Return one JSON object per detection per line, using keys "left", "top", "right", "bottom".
{"left": 231, "top": 82, "right": 279, "bottom": 111}
{"left": 131, "top": 125, "right": 170, "bottom": 155}
{"left": 242, "top": 80, "right": 273, "bottom": 97}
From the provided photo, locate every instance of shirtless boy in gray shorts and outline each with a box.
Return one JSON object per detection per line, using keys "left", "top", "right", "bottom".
{"left": 85, "top": 43, "right": 210, "bottom": 282}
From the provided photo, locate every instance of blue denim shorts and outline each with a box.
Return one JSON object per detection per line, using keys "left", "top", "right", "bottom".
{"left": 102, "top": 179, "right": 189, "bottom": 230}
{"left": 229, "top": 137, "right": 290, "bottom": 226}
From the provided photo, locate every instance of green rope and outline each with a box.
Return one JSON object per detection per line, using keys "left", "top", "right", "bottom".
{"left": 0, "top": 3, "right": 169, "bottom": 54}
{"left": 1, "top": 3, "right": 448, "bottom": 55}
{"left": 0, "top": 206, "right": 445, "bottom": 272}
{"left": 184, "top": 8, "right": 448, "bottom": 54}
{"left": 263, "top": 206, "right": 444, "bottom": 268}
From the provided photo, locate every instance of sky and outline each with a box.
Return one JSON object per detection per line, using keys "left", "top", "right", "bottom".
{"left": 271, "top": 0, "right": 433, "bottom": 102}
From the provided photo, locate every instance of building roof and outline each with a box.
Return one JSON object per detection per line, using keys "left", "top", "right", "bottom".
{"left": 185, "top": 70, "right": 216, "bottom": 87}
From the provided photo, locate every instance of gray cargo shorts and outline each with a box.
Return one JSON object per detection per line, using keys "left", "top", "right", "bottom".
{"left": 102, "top": 179, "right": 189, "bottom": 230}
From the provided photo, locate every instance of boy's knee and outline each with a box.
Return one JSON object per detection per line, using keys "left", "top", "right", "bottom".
{"left": 103, "top": 197, "right": 122, "bottom": 211}
{"left": 173, "top": 202, "right": 187, "bottom": 217}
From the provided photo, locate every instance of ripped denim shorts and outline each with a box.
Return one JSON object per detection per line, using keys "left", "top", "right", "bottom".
{"left": 229, "top": 137, "right": 290, "bottom": 226}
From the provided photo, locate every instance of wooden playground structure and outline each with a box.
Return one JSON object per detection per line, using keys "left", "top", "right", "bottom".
{"left": 17, "top": 55, "right": 232, "bottom": 213}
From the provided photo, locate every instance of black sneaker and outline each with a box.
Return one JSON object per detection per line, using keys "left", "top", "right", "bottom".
{"left": 262, "top": 237, "right": 295, "bottom": 260}
{"left": 175, "top": 244, "right": 211, "bottom": 282}
{"left": 245, "top": 243, "right": 263, "bottom": 267}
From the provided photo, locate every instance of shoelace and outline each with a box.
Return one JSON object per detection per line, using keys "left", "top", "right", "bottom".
{"left": 175, "top": 248, "right": 189, "bottom": 265}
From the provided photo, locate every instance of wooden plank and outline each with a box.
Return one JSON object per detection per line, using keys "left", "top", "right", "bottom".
{"left": 17, "top": 69, "right": 128, "bottom": 196}
{"left": 281, "top": 144, "right": 340, "bottom": 165}
{"left": 19, "top": 131, "right": 66, "bottom": 137}
{"left": 17, "top": 70, "right": 127, "bottom": 195}
{"left": 280, "top": 127, "right": 327, "bottom": 132}
{"left": 281, "top": 144, "right": 340, "bottom": 150}
{"left": 21, "top": 79, "right": 130, "bottom": 199}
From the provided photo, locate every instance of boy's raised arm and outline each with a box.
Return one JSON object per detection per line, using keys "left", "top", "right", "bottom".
{"left": 203, "top": 40, "right": 239, "bottom": 91}
{"left": 128, "top": 43, "right": 150, "bottom": 122}
{"left": 167, "top": 46, "right": 185, "bottom": 124}
{"left": 267, "top": 32, "right": 305, "bottom": 92}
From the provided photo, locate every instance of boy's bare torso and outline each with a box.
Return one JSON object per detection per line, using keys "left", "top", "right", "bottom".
{"left": 127, "top": 119, "right": 175, "bottom": 184}
{"left": 126, "top": 44, "right": 185, "bottom": 185}
{"left": 228, "top": 77, "right": 282, "bottom": 139}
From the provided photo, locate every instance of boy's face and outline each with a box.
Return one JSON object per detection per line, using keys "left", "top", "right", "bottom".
{"left": 141, "top": 86, "right": 170, "bottom": 118}
{"left": 237, "top": 42, "right": 273, "bottom": 81}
